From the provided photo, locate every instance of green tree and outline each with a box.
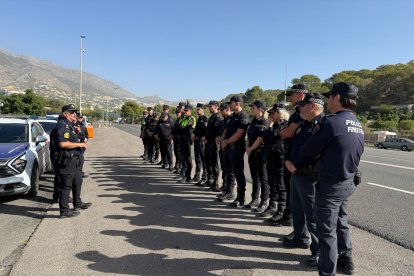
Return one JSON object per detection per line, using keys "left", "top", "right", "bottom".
{"left": 292, "top": 74, "right": 328, "bottom": 93}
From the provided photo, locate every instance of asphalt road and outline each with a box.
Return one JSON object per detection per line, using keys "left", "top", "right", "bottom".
{"left": 115, "top": 123, "right": 414, "bottom": 250}
{"left": 0, "top": 173, "right": 54, "bottom": 274}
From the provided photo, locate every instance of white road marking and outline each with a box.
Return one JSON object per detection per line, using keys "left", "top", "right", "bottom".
{"left": 363, "top": 154, "right": 414, "bottom": 164}
{"left": 360, "top": 160, "right": 414, "bottom": 171}
{"left": 366, "top": 182, "right": 414, "bottom": 195}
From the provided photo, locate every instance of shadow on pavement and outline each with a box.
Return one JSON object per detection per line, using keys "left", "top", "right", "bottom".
{"left": 76, "top": 156, "right": 314, "bottom": 275}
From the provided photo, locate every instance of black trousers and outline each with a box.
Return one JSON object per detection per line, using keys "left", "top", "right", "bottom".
{"left": 147, "top": 135, "right": 156, "bottom": 160}
{"left": 194, "top": 139, "right": 206, "bottom": 179}
{"left": 265, "top": 146, "right": 286, "bottom": 210}
{"left": 142, "top": 135, "right": 148, "bottom": 157}
{"left": 57, "top": 157, "right": 82, "bottom": 213}
{"left": 284, "top": 167, "right": 292, "bottom": 217}
{"left": 248, "top": 148, "right": 269, "bottom": 201}
{"left": 173, "top": 138, "right": 181, "bottom": 168}
{"left": 180, "top": 139, "right": 192, "bottom": 178}
{"left": 159, "top": 139, "right": 173, "bottom": 165}
{"left": 225, "top": 146, "right": 246, "bottom": 199}
{"left": 205, "top": 140, "right": 220, "bottom": 180}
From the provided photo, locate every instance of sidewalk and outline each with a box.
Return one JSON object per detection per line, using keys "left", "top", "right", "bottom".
{"left": 10, "top": 127, "right": 414, "bottom": 276}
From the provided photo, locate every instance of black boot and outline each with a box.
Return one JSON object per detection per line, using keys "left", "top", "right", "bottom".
{"left": 253, "top": 199, "right": 269, "bottom": 213}
{"left": 245, "top": 198, "right": 260, "bottom": 209}
{"left": 209, "top": 179, "right": 220, "bottom": 192}
{"left": 258, "top": 201, "right": 277, "bottom": 217}
{"left": 229, "top": 197, "right": 245, "bottom": 208}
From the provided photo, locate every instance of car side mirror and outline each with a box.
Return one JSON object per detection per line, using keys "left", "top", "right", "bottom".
{"left": 35, "top": 135, "right": 48, "bottom": 145}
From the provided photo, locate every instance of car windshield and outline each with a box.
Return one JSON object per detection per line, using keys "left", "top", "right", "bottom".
{"left": 39, "top": 122, "right": 57, "bottom": 135}
{"left": 0, "top": 124, "right": 29, "bottom": 143}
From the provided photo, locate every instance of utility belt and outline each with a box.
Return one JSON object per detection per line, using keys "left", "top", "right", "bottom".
{"left": 194, "top": 137, "right": 203, "bottom": 141}
{"left": 57, "top": 151, "right": 80, "bottom": 166}
{"left": 296, "top": 165, "right": 316, "bottom": 176}
{"left": 229, "top": 142, "right": 245, "bottom": 153}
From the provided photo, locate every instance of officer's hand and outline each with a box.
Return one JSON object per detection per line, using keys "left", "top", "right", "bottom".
{"left": 246, "top": 147, "right": 251, "bottom": 156}
{"left": 80, "top": 142, "right": 87, "bottom": 149}
{"left": 222, "top": 139, "right": 228, "bottom": 149}
{"left": 285, "top": 160, "right": 296, "bottom": 174}
{"left": 191, "top": 134, "right": 195, "bottom": 142}
{"left": 169, "top": 135, "right": 174, "bottom": 141}
{"left": 202, "top": 137, "right": 207, "bottom": 144}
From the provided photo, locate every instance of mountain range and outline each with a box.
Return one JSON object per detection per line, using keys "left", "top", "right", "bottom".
{"left": 0, "top": 49, "right": 183, "bottom": 110}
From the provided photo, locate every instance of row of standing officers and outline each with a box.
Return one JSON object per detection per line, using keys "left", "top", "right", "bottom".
{"left": 140, "top": 82, "right": 364, "bottom": 276}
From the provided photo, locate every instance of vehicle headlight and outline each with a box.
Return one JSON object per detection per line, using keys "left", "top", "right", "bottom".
{"left": 11, "top": 157, "right": 27, "bottom": 174}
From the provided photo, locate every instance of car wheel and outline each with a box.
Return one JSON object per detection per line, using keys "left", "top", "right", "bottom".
{"left": 28, "top": 163, "right": 40, "bottom": 197}
{"left": 401, "top": 145, "right": 408, "bottom": 151}
{"left": 377, "top": 144, "right": 384, "bottom": 149}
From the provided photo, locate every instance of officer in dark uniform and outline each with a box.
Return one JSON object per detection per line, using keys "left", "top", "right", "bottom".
{"left": 156, "top": 105, "right": 171, "bottom": 165}
{"left": 221, "top": 96, "right": 250, "bottom": 207}
{"left": 178, "top": 104, "right": 196, "bottom": 183}
{"left": 202, "top": 100, "right": 223, "bottom": 191}
{"left": 54, "top": 104, "right": 91, "bottom": 218}
{"left": 279, "top": 83, "right": 308, "bottom": 226}
{"left": 258, "top": 104, "right": 289, "bottom": 217}
{"left": 145, "top": 107, "right": 158, "bottom": 163}
{"left": 192, "top": 103, "right": 207, "bottom": 183}
{"left": 216, "top": 103, "right": 235, "bottom": 201}
{"left": 171, "top": 103, "right": 185, "bottom": 174}
{"left": 301, "top": 83, "right": 364, "bottom": 276}
{"left": 283, "top": 93, "right": 325, "bottom": 267}
{"left": 140, "top": 110, "right": 149, "bottom": 159}
{"left": 155, "top": 112, "right": 174, "bottom": 170}
{"left": 246, "top": 100, "right": 269, "bottom": 210}
{"left": 75, "top": 113, "right": 89, "bottom": 178}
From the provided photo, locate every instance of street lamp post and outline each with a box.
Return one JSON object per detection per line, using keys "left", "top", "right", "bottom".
{"left": 0, "top": 101, "right": 3, "bottom": 115}
{"left": 79, "top": 35, "right": 86, "bottom": 114}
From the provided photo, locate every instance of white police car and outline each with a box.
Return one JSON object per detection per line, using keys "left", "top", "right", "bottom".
{"left": 0, "top": 118, "right": 51, "bottom": 196}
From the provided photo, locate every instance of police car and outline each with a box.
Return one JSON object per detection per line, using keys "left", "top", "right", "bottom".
{"left": 0, "top": 118, "right": 51, "bottom": 196}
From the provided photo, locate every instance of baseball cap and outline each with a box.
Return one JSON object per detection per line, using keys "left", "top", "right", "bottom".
{"left": 219, "top": 103, "right": 230, "bottom": 110}
{"left": 285, "top": 83, "right": 309, "bottom": 96}
{"left": 322, "top": 82, "right": 358, "bottom": 99}
{"left": 62, "top": 104, "right": 78, "bottom": 113}
{"left": 296, "top": 93, "right": 325, "bottom": 106}
{"left": 228, "top": 96, "right": 243, "bottom": 103}
{"left": 267, "top": 103, "right": 287, "bottom": 113}
{"left": 184, "top": 104, "right": 193, "bottom": 111}
{"left": 248, "top": 100, "right": 267, "bottom": 110}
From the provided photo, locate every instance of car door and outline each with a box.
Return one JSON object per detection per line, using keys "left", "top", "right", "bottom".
{"left": 31, "top": 123, "right": 45, "bottom": 173}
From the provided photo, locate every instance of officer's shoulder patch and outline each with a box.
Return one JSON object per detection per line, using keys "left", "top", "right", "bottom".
{"left": 64, "top": 132, "right": 70, "bottom": 139}
{"left": 259, "top": 125, "right": 267, "bottom": 131}
{"left": 312, "top": 124, "right": 321, "bottom": 134}
{"left": 241, "top": 119, "right": 249, "bottom": 125}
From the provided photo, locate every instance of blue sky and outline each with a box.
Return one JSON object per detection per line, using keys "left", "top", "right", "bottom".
{"left": 1, "top": 0, "right": 413, "bottom": 101}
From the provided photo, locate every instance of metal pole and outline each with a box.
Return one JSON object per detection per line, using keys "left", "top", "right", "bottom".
{"left": 284, "top": 64, "right": 288, "bottom": 104}
{"left": 80, "top": 35, "right": 86, "bottom": 114}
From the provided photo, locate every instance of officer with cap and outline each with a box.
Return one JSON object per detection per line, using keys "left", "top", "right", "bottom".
{"left": 178, "top": 104, "right": 196, "bottom": 183}
{"left": 278, "top": 83, "right": 308, "bottom": 226}
{"left": 246, "top": 100, "right": 269, "bottom": 210}
{"left": 216, "top": 103, "right": 236, "bottom": 201}
{"left": 171, "top": 104, "right": 184, "bottom": 173}
{"left": 155, "top": 112, "right": 174, "bottom": 169}
{"left": 74, "top": 112, "right": 89, "bottom": 178}
{"left": 54, "top": 104, "right": 91, "bottom": 218}
{"left": 258, "top": 104, "right": 289, "bottom": 217}
{"left": 145, "top": 107, "right": 158, "bottom": 163}
{"left": 140, "top": 110, "right": 149, "bottom": 159}
{"left": 192, "top": 103, "right": 208, "bottom": 183}
{"left": 301, "top": 82, "right": 364, "bottom": 275}
{"left": 221, "top": 96, "right": 250, "bottom": 207}
{"left": 283, "top": 93, "right": 325, "bottom": 267}
{"left": 202, "top": 100, "right": 223, "bottom": 191}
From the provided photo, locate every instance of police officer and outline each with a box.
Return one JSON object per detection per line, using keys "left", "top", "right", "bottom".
{"left": 171, "top": 105, "right": 183, "bottom": 173}
{"left": 202, "top": 100, "right": 223, "bottom": 191}
{"left": 279, "top": 83, "right": 308, "bottom": 226}
{"left": 246, "top": 100, "right": 269, "bottom": 210}
{"left": 283, "top": 93, "right": 324, "bottom": 267}
{"left": 258, "top": 104, "right": 289, "bottom": 217}
{"left": 221, "top": 96, "right": 250, "bottom": 207}
{"left": 178, "top": 104, "right": 196, "bottom": 183}
{"left": 156, "top": 105, "right": 171, "bottom": 165}
{"left": 75, "top": 113, "right": 89, "bottom": 178}
{"left": 216, "top": 103, "right": 236, "bottom": 201}
{"left": 145, "top": 107, "right": 158, "bottom": 163}
{"left": 301, "top": 83, "right": 364, "bottom": 276}
{"left": 155, "top": 112, "right": 174, "bottom": 170}
{"left": 54, "top": 104, "right": 91, "bottom": 218}
{"left": 140, "top": 110, "right": 149, "bottom": 159}
{"left": 192, "top": 103, "right": 207, "bottom": 183}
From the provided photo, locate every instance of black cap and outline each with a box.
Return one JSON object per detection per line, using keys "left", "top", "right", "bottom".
{"left": 267, "top": 103, "right": 287, "bottom": 113}
{"left": 219, "top": 103, "right": 230, "bottom": 110}
{"left": 285, "top": 83, "right": 309, "bottom": 96}
{"left": 229, "top": 96, "right": 243, "bottom": 103}
{"left": 163, "top": 104, "right": 169, "bottom": 110}
{"left": 296, "top": 93, "right": 325, "bottom": 106}
{"left": 196, "top": 103, "right": 204, "bottom": 108}
{"left": 178, "top": 102, "right": 186, "bottom": 107}
{"left": 322, "top": 82, "right": 358, "bottom": 99}
{"left": 248, "top": 100, "right": 267, "bottom": 110}
{"left": 208, "top": 100, "right": 219, "bottom": 106}
{"left": 62, "top": 104, "right": 78, "bottom": 113}
{"left": 147, "top": 107, "right": 153, "bottom": 111}
{"left": 184, "top": 104, "right": 193, "bottom": 111}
